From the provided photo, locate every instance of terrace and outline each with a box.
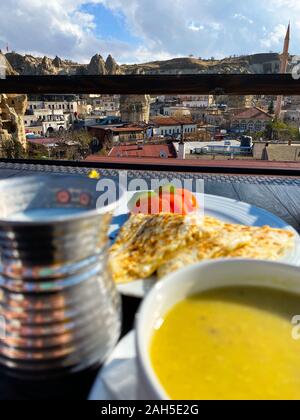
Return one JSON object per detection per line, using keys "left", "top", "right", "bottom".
{"left": 0, "top": 73, "right": 300, "bottom": 400}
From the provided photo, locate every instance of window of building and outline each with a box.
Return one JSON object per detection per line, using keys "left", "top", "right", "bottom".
{"left": 240, "top": 121, "right": 247, "bottom": 131}
{"left": 248, "top": 121, "right": 254, "bottom": 131}
{"left": 255, "top": 121, "right": 262, "bottom": 130}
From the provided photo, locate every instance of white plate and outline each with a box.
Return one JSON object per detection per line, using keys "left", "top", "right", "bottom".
{"left": 89, "top": 331, "right": 138, "bottom": 401}
{"left": 109, "top": 193, "right": 300, "bottom": 298}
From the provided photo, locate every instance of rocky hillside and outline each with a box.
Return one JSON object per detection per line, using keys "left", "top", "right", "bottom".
{"left": 4, "top": 52, "right": 286, "bottom": 76}
{"left": 122, "top": 53, "right": 284, "bottom": 74}
{"left": 4, "top": 52, "right": 122, "bottom": 76}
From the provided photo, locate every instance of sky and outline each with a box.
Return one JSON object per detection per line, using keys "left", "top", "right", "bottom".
{"left": 0, "top": 0, "right": 299, "bottom": 64}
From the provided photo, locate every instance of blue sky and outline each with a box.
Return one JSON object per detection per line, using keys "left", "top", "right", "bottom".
{"left": 80, "top": 3, "right": 140, "bottom": 47}
{"left": 0, "top": 0, "right": 298, "bottom": 64}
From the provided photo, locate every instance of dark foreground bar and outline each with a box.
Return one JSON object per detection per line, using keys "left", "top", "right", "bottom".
{"left": 1, "top": 74, "right": 300, "bottom": 95}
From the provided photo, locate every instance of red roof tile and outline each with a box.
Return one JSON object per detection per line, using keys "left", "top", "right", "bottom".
{"left": 150, "top": 116, "right": 195, "bottom": 126}
{"left": 27, "top": 138, "right": 58, "bottom": 146}
{"left": 86, "top": 144, "right": 177, "bottom": 160}
{"left": 233, "top": 107, "right": 272, "bottom": 121}
{"left": 108, "top": 144, "right": 177, "bottom": 159}
{"left": 111, "top": 127, "right": 145, "bottom": 133}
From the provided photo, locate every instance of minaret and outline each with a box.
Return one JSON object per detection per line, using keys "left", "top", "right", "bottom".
{"left": 275, "top": 23, "right": 290, "bottom": 119}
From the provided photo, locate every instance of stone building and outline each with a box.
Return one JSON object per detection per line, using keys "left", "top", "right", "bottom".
{"left": 231, "top": 107, "right": 273, "bottom": 133}
{"left": 120, "top": 95, "right": 151, "bottom": 124}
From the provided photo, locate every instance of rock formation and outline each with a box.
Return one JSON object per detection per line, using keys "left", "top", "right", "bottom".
{"left": 0, "top": 94, "right": 28, "bottom": 150}
{"left": 105, "top": 54, "right": 121, "bottom": 75}
{"left": 86, "top": 54, "right": 107, "bottom": 75}
{"left": 36, "top": 56, "right": 56, "bottom": 75}
{"left": 5, "top": 52, "right": 39, "bottom": 75}
{"left": 0, "top": 53, "right": 27, "bottom": 151}
{"left": 52, "top": 56, "right": 63, "bottom": 68}
{"left": 5, "top": 51, "right": 123, "bottom": 76}
{"left": 4, "top": 51, "right": 288, "bottom": 77}
{"left": 0, "top": 52, "right": 17, "bottom": 76}
{"left": 120, "top": 95, "right": 151, "bottom": 124}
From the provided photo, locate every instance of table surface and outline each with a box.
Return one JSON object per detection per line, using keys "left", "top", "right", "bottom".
{"left": 0, "top": 162, "right": 299, "bottom": 399}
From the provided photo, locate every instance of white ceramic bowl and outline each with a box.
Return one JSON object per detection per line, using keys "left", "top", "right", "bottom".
{"left": 135, "top": 259, "right": 300, "bottom": 400}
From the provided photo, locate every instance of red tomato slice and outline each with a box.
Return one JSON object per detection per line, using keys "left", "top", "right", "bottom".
{"left": 175, "top": 188, "right": 199, "bottom": 212}
{"left": 160, "top": 192, "right": 189, "bottom": 215}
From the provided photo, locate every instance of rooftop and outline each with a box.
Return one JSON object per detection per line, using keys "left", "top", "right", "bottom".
{"left": 88, "top": 125, "right": 145, "bottom": 133}
{"left": 173, "top": 140, "right": 241, "bottom": 153}
{"left": 150, "top": 116, "right": 195, "bottom": 126}
{"left": 233, "top": 107, "right": 272, "bottom": 120}
{"left": 100, "top": 144, "right": 177, "bottom": 159}
{"left": 27, "top": 138, "right": 58, "bottom": 146}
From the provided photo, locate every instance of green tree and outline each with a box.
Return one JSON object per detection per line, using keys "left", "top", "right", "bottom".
{"left": 268, "top": 100, "right": 275, "bottom": 115}
{"left": 1, "top": 135, "right": 27, "bottom": 159}
{"left": 56, "top": 129, "right": 93, "bottom": 160}
{"left": 264, "top": 119, "right": 300, "bottom": 142}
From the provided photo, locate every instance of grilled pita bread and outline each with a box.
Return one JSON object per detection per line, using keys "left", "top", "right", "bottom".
{"left": 108, "top": 214, "right": 295, "bottom": 284}
{"left": 108, "top": 213, "right": 203, "bottom": 284}
{"left": 158, "top": 221, "right": 295, "bottom": 278}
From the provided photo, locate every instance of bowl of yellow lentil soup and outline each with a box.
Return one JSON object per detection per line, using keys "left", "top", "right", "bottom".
{"left": 136, "top": 259, "right": 300, "bottom": 400}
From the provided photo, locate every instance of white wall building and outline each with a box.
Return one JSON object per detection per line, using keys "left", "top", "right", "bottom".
{"left": 92, "top": 95, "right": 120, "bottom": 116}
{"left": 281, "top": 109, "right": 300, "bottom": 127}
{"left": 151, "top": 117, "right": 197, "bottom": 137}
{"left": 23, "top": 109, "right": 69, "bottom": 136}
{"left": 163, "top": 106, "right": 191, "bottom": 117}
{"left": 180, "top": 95, "right": 214, "bottom": 108}
{"left": 28, "top": 100, "right": 77, "bottom": 113}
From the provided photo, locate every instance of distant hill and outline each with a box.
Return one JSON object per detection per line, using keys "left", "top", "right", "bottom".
{"left": 122, "top": 53, "right": 283, "bottom": 74}
{"left": 4, "top": 52, "right": 121, "bottom": 76}
{"left": 4, "top": 51, "right": 289, "bottom": 76}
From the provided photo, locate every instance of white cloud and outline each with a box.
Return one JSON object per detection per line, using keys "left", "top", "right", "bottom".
{"left": 233, "top": 14, "right": 254, "bottom": 25}
{"left": 261, "top": 24, "right": 287, "bottom": 49}
{"left": 188, "top": 22, "right": 205, "bottom": 32}
{"left": 98, "top": 0, "right": 294, "bottom": 60}
{"left": 0, "top": 0, "right": 297, "bottom": 64}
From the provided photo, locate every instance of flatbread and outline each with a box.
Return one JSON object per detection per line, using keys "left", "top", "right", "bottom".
{"left": 158, "top": 221, "right": 295, "bottom": 278}
{"left": 108, "top": 214, "right": 295, "bottom": 284}
{"left": 108, "top": 213, "right": 203, "bottom": 284}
